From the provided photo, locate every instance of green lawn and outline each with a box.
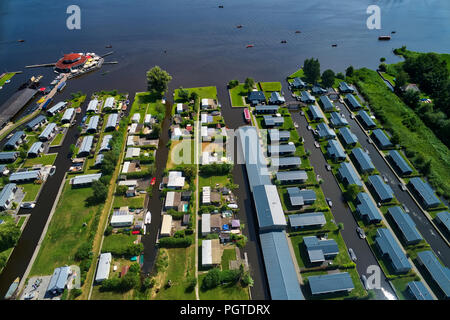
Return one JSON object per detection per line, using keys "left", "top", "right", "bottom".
{"left": 221, "top": 248, "right": 236, "bottom": 271}
{"left": 199, "top": 174, "right": 229, "bottom": 189}
{"left": 112, "top": 194, "right": 146, "bottom": 209}
{"left": 101, "top": 233, "right": 138, "bottom": 255}
{"left": 198, "top": 273, "right": 249, "bottom": 300}
{"left": 174, "top": 86, "right": 218, "bottom": 103}
{"left": 29, "top": 180, "right": 103, "bottom": 276}
{"left": 258, "top": 81, "right": 282, "bottom": 92}
{"left": 20, "top": 182, "right": 43, "bottom": 202}
{"left": 50, "top": 133, "right": 65, "bottom": 146}
{"left": 229, "top": 84, "right": 249, "bottom": 107}
{"left": 22, "top": 153, "right": 57, "bottom": 168}
{"left": 287, "top": 69, "right": 305, "bottom": 81}
{"left": 0, "top": 72, "right": 16, "bottom": 86}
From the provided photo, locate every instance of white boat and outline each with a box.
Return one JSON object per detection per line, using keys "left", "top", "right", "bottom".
{"left": 143, "top": 225, "right": 147, "bottom": 235}
{"left": 145, "top": 211, "right": 151, "bottom": 224}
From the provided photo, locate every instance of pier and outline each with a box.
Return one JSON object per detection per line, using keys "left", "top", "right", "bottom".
{"left": 25, "top": 63, "right": 55, "bottom": 68}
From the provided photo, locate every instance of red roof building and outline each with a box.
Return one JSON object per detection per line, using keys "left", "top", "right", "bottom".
{"left": 54, "top": 53, "right": 88, "bottom": 73}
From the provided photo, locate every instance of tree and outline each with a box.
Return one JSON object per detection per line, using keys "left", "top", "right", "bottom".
{"left": 146, "top": 66, "right": 172, "bottom": 95}
{"left": 74, "top": 242, "right": 92, "bottom": 261}
{"left": 321, "top": 69, "right": 335, "bottom": 88}
{"left": 378, "top": 63, "right": 387, "bottom": 72}
{"left": 337, "top": 222, "right": 344, "bottom": 231}
{"left": 390, "top": 132, "right": 400, "bottom": 145}
{"left": 244, "top": 77, "right": 255, "bottom": 91}
{"left": 336, "top": 72, "right": 345, "bottom": 80}
{"left": 0, "top": 222, "right": 21, "bottom": 251}
{"left": 346, "top": 66, "right": 354, "bottom": 77}
{"left": 177, "top": 87, "right": 189, "bottom": 102}
{"left": 228, "top": 80, "right": 239, "bottom": 89}
{"left": 421, "top": 159, "right": 432, "bottom": 176}
{"left": 380, "top": 57, "right": 386, "bottom": 62}
{"left": 304, "top": 58, "right": 321, "bottom": 84}
{"left": 69, "top": 144, "right": 76, "bottom": 155}
{"left": 403, "top": 89, "right": 421, "bottom": 110}
{"left": 116, "top": 185, "right": 128, "bottom": 196}
{"left": 343, "top": 184, "right": 362, "bottom": 202}
{"left": 92, "top": 180, "right": 108, "bottom": 203}
{"left": 202, "top": 268, "right": 221, "bottom": 290}
{"left": 190, "top": 91, "right": 199, "bottom": 103}
{"left": 395, "top": 70, "right": 408, "bottom": 90}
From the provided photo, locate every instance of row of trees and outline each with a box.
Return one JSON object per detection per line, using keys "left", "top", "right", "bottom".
{"left": 202, "top": 264, "right": 253, "bottom": 290}
{"left": 302, "top": 58, "right": 354, "bottom": 88}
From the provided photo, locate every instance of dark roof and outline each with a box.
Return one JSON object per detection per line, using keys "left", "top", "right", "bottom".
{"left": 345, "top": 94, "right": 362, "bottom": 109}
{"left": 0, "top": 151, "right": 18, "bottom": 161}
{"left": 301, "top": 91, "right": 315, "bottom": 102}
{"left": 327, "top": 139, "right": 347, "bottom": 160}
{"left": 339, "top": 82, "right": 354, "bottom": 92}
{"left": 259, "top": 231, "right": 304, "bottom": 300}
{"left": 291, "top": 77, "right": 305, "bottom": 88}
{"left": 406, "top": 281, "right": 433, "bottom": 300}
{"left": 358, "top": 110, "right": 376, "bottom": 128}
{"left": 330, "top": 112, "right": 348, "bottom": 127}
{"left": 356, "top": 192, "right": 382, "bottom": 222}
{"left": 388, "top": 150, "right": 413, "bottom": 175}
{"left": 371, "top": 129, "right": 393, "bottom": 149}
{"left": 308, "top": 272, "right": 354, "bottom": 295}
{"left": 338, "top": 162, "right": 362, "bottom": 186}
{"left": 247, "top": 91, "right": 266, "bottom": 102}
{"left": 375, "top": 228, "right": 412, "bottom": 273}
{"left": 276, "top": 170, "right": 308, "bottom": 182}
{"left": 271, "top": 157, "right": 301, "bottom": 167}
{"left": 352, "top": 148, "right": 375, "bottom": 172}
{"left": 416, "top": 251, "right": 450, "bottom": 298}
{"left": 317, "top": 123, "right": 336, "bottom": 139}
{"left": 319, "top": 95, "right": 334, "bottom": 111}
{"left": 368, "top": 175, "right": 394, "bottom": 202}
{"left": 339, "top": 127, "right": 358, "bottom": 146}
{"left": 308, "top": 104, "right": 324, "bottom": 120}
{"left": 255, "top": 105, "right": 279, "bottom": 113}
{"left": 287, "top": 187, "right": 316, "bottom": 206}
{"left": 312, "top": 85, "right": 327, "bottom": 94}
{"left": 435, "top": 211, "right": 450, "bottom": 233}
{"left": 408, "top": 177, "right": 440, "bottom": 208}
{"left": 26, "top": 115, "right": 47, "bottom": 129}
{"left": 303, "top": 236, "right": 339, "bottom": 262}
{"left": 388, "top": 206, "right": 423, "bottom": 244}
{"left": 263, "top": 115, "right": 284, "bottom": 126}
{"left": 5, "top": 131, "right": 25, "bottom": 148}
{"left": 269, "top": 92, "right": 285, "bottom": 103}
{"left": 289, "top": 212, "right": 326, "bottom": 228}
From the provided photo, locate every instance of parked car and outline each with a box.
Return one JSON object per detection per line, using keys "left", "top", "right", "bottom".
{"left": 335, "top": 105, "right": 341, "bottom": 111}
{"left": 402, "top": 204, "right": 410, "bottom": 213}
{"left": 350, "top": 113, "right": 355, "bottom": 119}
{"left": 367, "top": 137, "right": 373, "bottom": 144}
{"left": 399, "top": 183, "right": 407, "bottom": 191}
{"left": 20, "top": 202, "right": 35, "bottom": 209}
{"left": 314, "top": 141, "right": 320, "bottom": 148}
{"left": 356, "top": 227, "right": 366, "bottom": 239}
{"left": 326, "top": 198, "right": 333, "bottom": 207}
{"left": 150, "top": 177, "right": 156, "bottom": 185}
{"left": 300, "top": 110, "right": 305, "bottom": 116}
{"left": 294, "top": 122, "right": 299, "bottom": 128}
{"left": 361, "top": 275, "right": 368, "bottom": 290}
{"left": 325, "top": 164, "right": 332, "bottom": 171}
{"left": 348, "top": 248, "right": 357, "bottom": 261}
{"left": 307, "top": 125, "right": 312, "bottom": 131}
{"left": 382, "top": 175, "right": 389, "bottom": 183}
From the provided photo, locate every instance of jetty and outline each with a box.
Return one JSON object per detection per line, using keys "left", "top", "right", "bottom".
{"left": 0, "top": 88, "right": 38, "bottom": 129}
{"left": 25, "top": 63, "right": 55, "bottom": 68}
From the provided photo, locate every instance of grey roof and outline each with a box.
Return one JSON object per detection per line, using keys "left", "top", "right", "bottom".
{"left": 61, "top": 108, "right": 75, "bottom": 123}
{"left": 303, "top": 236, "right": 339, "bottom": 262}
{"left": 5, "top": 131, "right": 25, "bottom": 149}
{"left": 103, "top": 96, "right": 115, "bottom": 109}
{"left": 339, "top": 127, "right": 358, "bottom": 146}
{"left": 406, "top": 281, "right": 433, "bottom": 300}
{"left": 70, "top": 173, "right": 102, "bottom": 185}
{"left": 9, "top": 170, "right": 41, "bottom": 182}
{"left": 47, "top": 101, "right": 67, "bottom": 115}
{"left": 87, "top": 115, "right": 100, "bottom": 132}
{"left": 289, "top": 212, "right": 326, "bottom": 228}
{"left": 372, "top": 129, "right": 393, "bottom": 149}
{"left": 38, "top": 122, "right": 57, "bottom": 140}
{"left": 330, "top": 112, "right": 348, "bottom": 127}
{"left": 312, "top": 85, "right": 327, "bottom": 94}
{"left": 358, "top": 110, "right": 376, "bottom": 128}
{"left": 94, "top": 153, "right": 104, "bottom": 166}
{"left": 356, "top": 192, "right": 382, "bottom": 223}
{"left": 78, "top": 135, "right": 94, "bottom": 156}
{"left": 319, "top": 95, "right": 334, "bottom": 111}
{"left": 268, "top": 143, "right": 296, "bottom": 155}
{"left": 247, "top": 91, "right": 266, "bottom": 102}
{"left": 87, "top": 99, "right": 98, "bottom": 112}
{"left": 388, "top": 206, "right": 423, "bottom": 244}
{"left": 435, "top": 211, "right": 450, "bottom": 233}
{"left": 27, "top": 141, "right": 43, "bottom": 156}
{"left": 259, "top": 230, "right": 304, "bottom": 300}
{"left": 345, "top": 94, "right": 361, "bottom": 109}
{"left": 301, "top": 91, "right": 315, "bottom": 102}
{"left": 271, "top": 157, "right": 301, "bottom": 167}
{"left": 47, "top": 266, "right": 70, "bottom": 293}
{"left": 95, "top": 252, "right": 112, "bottom": 282}
{"left": 416, "top": 250, "right": 450, "bottom": 298}
{"left": 269, "top": 92, "right": 285, "bottom": 103}
{"left": 287, "top": 187, "right": 316, "bottom": 206}
{"left": 308, "top": 272, "right": 354, "bottom": 295}
{"left": 375, "top": 228, "right": 412, "bottom": 273}
{"left": 268, "top": 129, "right": 290, "bottom": 142}
{"left": 339, "top": 82, "right": 354, "bottom": 92}
{"left": 308, "top": 104, "right": 323, "bottom": 120}
{"left": 317, "top": 122, "right": 336, "bottom": 139}
{"left": 252, "top": 184, "right": 286, "bottom": 230}
{"left": 368, "top": 175, "right": 394, "bottom": 202}
{"left": 106, "top": 113, "right": 119, "bottom": 129}
{"left": 327, "top": 139, "right": 347, "bottom": 160}
{"left": 388, "top": 150, "right": 413, "bottom": 176}
{"left": 276, "top": 170, "right": 308, "bottom": 182}
{"left": 408, "top": 177, "right": 440, "bottom": 208}
{"left": 0, "top": 151, "right": 18, "bottom": 161}
{"left": 338, "top": 162, "right": 363, "bottom": 186}
{"left": 99, "top": 134, "right": 113, "bottom": 152}
{"left": 26, "top": 115, "right": 46, "bottom": 129}
{"left": 291, "top": 77, "right": 305, "bottom": 88}
{"left": 352, "top": 148, "right": 375, "bottom": 172}
{"left": 0, "top": 183, "right": 17, "bottom": 209}
{"left": 263, "top": 115, "right": 284, "bottom": 126}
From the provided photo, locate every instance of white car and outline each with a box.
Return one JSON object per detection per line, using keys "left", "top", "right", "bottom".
{"left": 20, "top": 202, "right": 35, "bottom": 209}
{"left": 294, "top": 122, "right": 299, "bottom": 128}
{"left": 348, "top": 248, "right": 357, "bottom": 261}
{"left": 314, "top": 141, "right": 320, "bottom": 148}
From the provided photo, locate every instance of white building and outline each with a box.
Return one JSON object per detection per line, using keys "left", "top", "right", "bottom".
{"left": 95, "top": 253, "right": 112, "bottom": 282}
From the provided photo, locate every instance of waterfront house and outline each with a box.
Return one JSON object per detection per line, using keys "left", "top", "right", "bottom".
{"left": 247, "top": 91, "right": 266, "bottom": 105}
{"left": 345, "top": 94, "right": 362, "bottom": 110}
{"left": 38, "top": 123, "right": 57, "bottom": 142}
{"left": 303, "top": 236, "right": 339, "bottom": 264}
{"left": 300, "top": 91, "right": 315, "bottom": 104}
{"left": 327, "top": 139, "right": 347, "bottom": 161}
{"left": 371, "top": 129, "right": 393, "bottom": 149}
{"left": 46, "top": 101, "right": 67, "bottom": 116}
{"left": 27, "top": 141, "right": 44, "bottom": 158}
{"left": 339, "top": 82, "right": 355, "bottom": 93}
{"left": 269, "top": 92, "right": 285, "bottom": 104}
{"left": 9, "top": 170, "right": 42, "bottom": 183}
{"left": 338, "top": 127, "right": 358, "bottom": 147}
{"left": 309, "top": 272, "right": 354, "bottom": 295}
{"left": 86, "top": 115, "right": 100, "bottom": 134}
{"left": 375, "top": 228, "right": 412, "bottom": 273}
{"left": 61, "top": 108, "right": 75, "bottom": 124}
{"left": 356, "top": 192, "right": 382, "bottom": 224}
{"left": 25, "top": 115, "right": 47, "bottom": 131}
{"left": 4, "top": 131, "right": 26, "bottom": 150}
{"left": 319, "top": 95, "right": 334, "bottom": 112}
{"left": 0, "top": 152, "right": 18, "bottom": 163}
{"left": 291, "top": 77, "right": 306, "bottom": 89}
{"left": 0, "top": 183, "right": 18, "bottom": 211}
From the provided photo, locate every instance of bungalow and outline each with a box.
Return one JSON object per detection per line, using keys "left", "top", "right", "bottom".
{"left": 316, "top": 122, "right": 336, "bottom": 140}
{"left": 276, "top": 170, "right": 308, "bottom": 184}
{"left": 339, "top": 127, "right": 358, "bottom": 147}
{"left": 311, "top": 85, "right": 327, "bottom": 95}
{"left": 289, "top": 212, "right": 326, "bottom": 230}
{"left": 38, "top": 123, "right": 57, "bottom": 142}
{"left": 46, "top": 101, "right": 67, "bottom": 116}
{"left": 131, "top": 113, "right": 141, "bottom": 123}
{"left": 408, "top": 177, "right": 441, "bottom": 209}
{"left": 202, "top": 239, "right": 221, "bottom": 267}
{"left": 160, "top": 214, "right": 173, "bottom": 237}
{"left": 371, "top": 129, "right": 393, "bottom": 149}
{"left": 388, "top": 206, "right": 423, "bottom": 245}
{"left": 0, "top": 183, "right": 18, "bottom": 211}
{"left": 166, "top": 171, "right": 185, "bottom": 189}
{"left": 9, "top": 170, "right": 42, "bottom": 183}
{"left": 300, "top": 91, "right": 316, "bottom": 104}
{"left": 70, "top": 173, "right": 102, "bottom": 187}
{"left": 327, "top": 140, "right": 347, "bottom": 161}
{"left": 86, "top": 99, "right": 99, "bottom": 113}
{"left": 368, "top": 175, "right": 394, "bottom": 203}
{"left": 375, "top": 228, "right": 412, "bottom": 273}
{"left": 78, "top": 135, "right": 94, "bottom": 157}
{"left": 0, "top": 152, "right": 18, "bottom": 163}
{"left": 4, "top": 131, "right": 26, "bottom": 150}
{"left": 337, "top": 162, "right": 363, "bottom": 187}
{"left": 103, "top": 97, "right": 115, "bottom": 111}
{"left": 303, "top": 236, "right": 339, "bottom": 263}
{"left": 263, "top": 115, "right": 284, "bottom": 127}
{"left": 308, "top": 105, "right": 324, "bottom": 121}
{"left": 105, "top": 113, "right": 119, "bottom": 131}
{"left": 27, "top": 141, "right": 44, "bottom": 158}
{"left": 358, "top": 110, "right": 376, "bottom": 129}
{"left": 329, "top": 112, "right": 348, "bottom": 127}
{"left": 268, "top": 129, "right": 290, "bottom": 143}
{"left": 47, "top": 266, "right": 70, "bottom": 295}
{"left": 388, "top": 150, "right": 413, "bottom": 176}
{"left": 254, "top": 105, "right": 279, "bottom": 114}
{"left": 165, "top": 191, "right": 181, "bottom": 210}
{"left": 291, "top": 77, "right": 306, "bottom": 89}
{"left": 25, "top": 115, "right": 47, "bottom": 131}
{"left": 271, "top": 157, "right": 301, "bottom": 169}
{"left": 111, "top": 213, "right": 134, "bottom": 227}
{"left": 201, "top": 213, "right": 211, "bottom": 236}
{"left": 435, "top": 211, "right": 450, "bottom": 235}
{"left": 319, "top": 95, "right": 335, "bottom": 112}
{"left": 269, "top": 92, "right": 285, "bottom": 104}
{"left": 339, "top": 82, "right": 355, "bottom": 93}
{"left": 267, "top": 143, "right": 296, "bottom": 156}
{"left": 176, "top": 103, "right": 188, "bottom": 114}
{"left": 351, "top": 148, "right": 375, "bottom": 173}
{"left": 287, "top": 187, "right": 316, "bottom": 207}
{"left": 345, "top": 94, "right": 362, "bottom": 110}
{"left": 86, "top": 115, "right": 100, "bottom": 134}
{"left": 247, "top": 91, "right": 266, "bottom": 105}
{"left": 94, "top": 154, "right": 104, "bottom": 167}
{"left": 356, "top": 192, "right": 382, "bottom": 224}
{"left": 125, "top": 147, "right": 140, "bottom": 158}
{"left": 309, "top": 272, "right": 354, "bottom": 295}
{"left": 201, "top": 98, "right": 217, "bottom": 110}
{"left": 95, "top": 253, "right": 112, "bottom": 283}
{"left": 61, "top": 108, "right": 75, "bottom": 124}
{"left": 99, "top": 135, "right": 113, "bottom": 153}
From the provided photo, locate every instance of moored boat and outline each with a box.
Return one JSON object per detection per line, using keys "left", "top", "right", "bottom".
{"left": 145, "top": 211, "right": 151, "bottom": 224}
{"left": 4, "top": 277, "right": 20, "bottom": 300}
{"left": 244, "top": 108, "right": 251, "bottom": 123}
{"left": 378, "top": 35, "right": 391, "bottom": 40}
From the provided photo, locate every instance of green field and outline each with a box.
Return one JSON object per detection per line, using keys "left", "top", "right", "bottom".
{"left": 199, "top": 174, "right": 229, "bottom": 189}
{"left": 112, "top": 194, "right": 146, "bottom": 209}
{"left": 29, "top": 180, "right": 103, "bottom": 276}
{"left": 0, "top": 72, "right": 16, "bottom": 86}
{"left": 22, "top": 153, "right": 57, "bottom": 168}
{"left": 101, "top": 233, "right": 138, "bottom": 255}
{"left": 50, "top": 133, "right": 65, "bottom": 146}
{"left": 198, "top": 273, "right": 249, "bottom": 300}
{"left": 221, "top": 248, "right": 236, "bottom": 271}
{"left": 20, "top": 182, "right": 42, "bottom": 202}
{"left": 174, "top": 86, "right": 218, "bottom": 104}
{"left": 258, "top": 81, "right": 282, "bottom": 92}
{"left": 229, "top": 84, "right": 249, "bottom": 107}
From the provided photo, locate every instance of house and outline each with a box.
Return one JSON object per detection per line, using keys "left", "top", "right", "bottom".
{"left": 201, "top": 98, "right": 217, "bottom": 110}
{"left": 263, "top": 115, "right": 284, "bottom": 127}
{"left": 406, "top": 281, "right": 433, "bottom": 300}
{"left": 210, "top": 213, "right": 222, "bottom": 233}
{"left": 401, "top": 83, "right": 420, "bottom": 93}
{"left": 339, "top": 127, "right": 358, "bottom": 146}
{"left": 268, "top": 143, "right": 296, "bottom": 156}
{"left": 182, "top": 214, "right": 190, "bottom": 226}
{"left": 339, "top": 82, "right": 355, "bottom": 93}
{"left": 105, "top": 113, "right": 119, "bottom": 131}
{"left": 38, "top": 123, "right": 57, "bottom": 141}
{"left": 319, "top": 95, "right": 335, "bottom": 112}
{"left": 70, "top": 173, "right": 102, "bottom": 187}
{"left": 375, "top": 228, "right": 412, "bottom": 273}
{"left": 99, "top": 135, "right": 113, "bottom": 153}
{"left": 125, "top": 147, "right": 140, "bottom": 158}
{"left": 286, "top": 187, "right": 316, "bottom": 207}
{"left": 202, "top": 239, "right": 221, "bottom": 267}
{"left": 291, "top": 77, "right": 306, "bottom": 89}
{"left": 368, "top": 175, "right": 394, "bottom": 202}
{"left": 327, "top": 140, "right": 347, "bottom": 161}
{"left": 388, "top": 150, "right": 413, "bottom": 176}
{"left": 259, "top": 230, "right": 304, "bottom": 300}
{"left": 308, "top": 104, "right": 324, "bottom": 121}
{"left": 165, "top": 191, "right": 181, "bottom": 210}
{"left": 27, "top": 141, "right": 44, "bottom": 158}
{"left": 289, "top": 212, "right": 326, "bottom": 229}
{"left": 254, "top": 105, "right": 279, "bottom": 114}
{"left": 25, "top": 115, "right": 47, "bottom": 131}
{"left": 201, "top": 213, "right": 211, "bottom": 236}
{"left": 162, "top": 171, "right": 185, "bottom": 189}
{"left": 0, "top": 183, "right": 18, "bottom": 211}
{"left": 231, "top": 219, "right": 240, "bottom": 229}
{"left": 103, "top": 97, "right": 115, "bottom": 110}
{"left": 276, "top": 171, "right": 308, "bottom": 184}
{"left": 0, "top": 151, "right": 18, "bottom": 163}
{"left": 416, "top": 251, "right": 450, "bottom": 299}
{"left": 144, "top": 114, "right": 153, "bottom": 126}
{"left": 329, "top": 112, "right": 348, "bottom": 127}
{"left": 316, "top": 122, "right": 336, "bottom": 140}
{"left": 160, "top": 214, "right": 173, "bottom": 237}
{"left": 435, "top": 211, "right": 450, "bottom": 235}
{"left": 337, "top": 162, "right": 363, "bottom": 187}
{"left": 4, "top": 131, "right": 26, "bottom": 150}
{"left": 388, "top": 206, "right": 423, "bottom": 245}
{"left": 61, "top": 108, "right": 75, "bottom": 124}
{"left": 309, "top": 272, "right": 354, "bottom": 295}
{"left": 247, "top": 91, "right": 266, "bottom": 105}
{"left": 131, "top": 113, "right": 141, "bottom": 123}
{"left": 345, "top": 94, "right": 362, "bottom": 110}
{"left": 371, "top": 129, "right": 393, "bottom": 149}
{"left": 269, "top": 92, "right": 285, "bottom": 104}
{"left": 356, "top": 192, "right": 382, "bottom": 224}
{"left": 95, "top": 253, "right": 112, "bottom": 282}
{"left": 110, "top": 213, "right": 134, "bottom": 227}
{"left": 271, "top": 157, "right": 301, "bottom": 169}
{"left": 202, "top": 186, "right": 211, "bottom": 204}
{"left": 9, "top": 170, "right": 42, "bottom": 183}
{"left": 303, "top": 236, "right": 339, "bottom": 263}
{"left": 47, "top": 266, "right": 70, "bottom": 295}
{"left": 311, "top": 85, "right": 327, "bottom": 95}
{"left": 46, "top": 101, "right": 67, "bottom": 116}
{"left": 408, "top": 177, "right": 441, "bottom": 209}
{"left": 300, "top": 91, "right": 315, "bottom": 104}
{"left": 358, "top": 110, "right": 376, "bottom": 129}
{"left": 176, "top": 103, "right": 188, "bottom": 114}
{"left": 351, "top": 148, "right": 375, "bottom": 173}
{"left": 86, "top": 115, "right": 100, "bottom": 133}
{"left": 86, "top": 99, "right": 99, "bottom": 113}
{"left": 268, "top": 129, "right": 290, "bottom": 143}
{"left": 77, "top": 135, "right": 94, "bottom": 157}
{"left": 252, "top": 184, "right": 286, "bottom": 231}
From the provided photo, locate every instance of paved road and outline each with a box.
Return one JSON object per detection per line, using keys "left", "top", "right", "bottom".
{"left": 337, "top": 100, "right": 450, "bottom": 266}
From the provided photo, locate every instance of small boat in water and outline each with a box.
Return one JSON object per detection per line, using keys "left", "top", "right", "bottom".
{"left": 236, "top": 25, "right": 243, "bottom": 29}
{"left": 391, "top": 31, "right": 396, "bottom": 34}
{"left": 17, "top": 39, "right": 25, "bottom": 43}
{"left": 295, "top": 30, "right": 301, "bottom": 33}
{"left": 105, "top": 44, "right": 112, "bottom": 48}
{"left": 281, "top": 40, "right": 287, "bottom": 44}
{"left": 332, "top": 44, "right": 337, "bottom": 47}
{"left": 378, "top": 35, "right": 391, "bottom": 40}
{"left": 218, "top": 5, "right": 223, "bottom": 8}
{"left": 143, "top": 224, "right": 147, "bottom": 235}
{"left": 4, "top": 277, "right": 20, "bottom": 300}
{"left": 145, "top": 211, "right": 151, "bottom": 224}
{"left": 246, "top": 44, "right": 254, "bottom": 48}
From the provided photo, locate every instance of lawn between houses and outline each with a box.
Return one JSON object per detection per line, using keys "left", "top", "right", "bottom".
{"left": 229, "top": 84, "right": 250, "bottom": 107}
{"left": 0, "top": 72, "right": 16, "bottom": 86}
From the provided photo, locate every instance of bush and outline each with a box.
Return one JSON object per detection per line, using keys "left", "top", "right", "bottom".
{"left": 159, "top": 236, "right": 192, "bottom": 248}
{"left": 75, "top": 242, "right": 92, "bottom": 261}
{"left": 228, "top": 80, "right": 239, "bottom": 89}
{"left": 104, "top": 225, "right": 113, "bottom": 236}
{"left": 186, "top": 276, "right": 197, "bottom": 292}
{"left": 202, "top": 268, "right": 221, "bottom": 290}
